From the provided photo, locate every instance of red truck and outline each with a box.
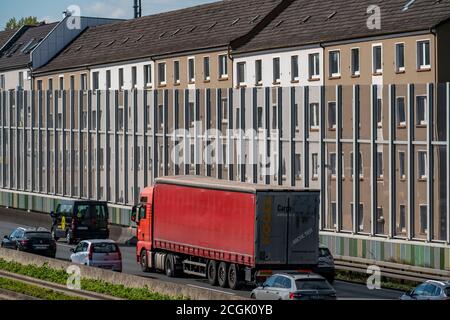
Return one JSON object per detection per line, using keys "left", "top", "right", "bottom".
{"left": 131, "top": 176, "right": 320, "bottom": 290}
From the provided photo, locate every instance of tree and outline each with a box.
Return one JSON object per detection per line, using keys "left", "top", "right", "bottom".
{"left": 5, "top": 16, "right": 39, "bottom": 30}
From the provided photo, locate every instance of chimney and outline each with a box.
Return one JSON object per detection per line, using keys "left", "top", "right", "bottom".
{"left": 133, "top": 0, "right": 142, "bottom": 18}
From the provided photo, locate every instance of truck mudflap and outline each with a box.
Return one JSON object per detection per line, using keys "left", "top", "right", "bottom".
{"left": 255, "top": 191, "right": 320, "bottom": 266}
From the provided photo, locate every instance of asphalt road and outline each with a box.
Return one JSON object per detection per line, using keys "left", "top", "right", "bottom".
{"left": 0, "top": 207, "right": 404, "bottom": 300}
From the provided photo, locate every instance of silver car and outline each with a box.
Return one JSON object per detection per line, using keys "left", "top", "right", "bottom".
{"left": 251, "top": 273, "right": 336, "bottom": 300}
{"left": 70, "top": 239, "right": 122, "bottom": 272}
{"left": 400, "top": 280, "right": 450, "bottom": 300}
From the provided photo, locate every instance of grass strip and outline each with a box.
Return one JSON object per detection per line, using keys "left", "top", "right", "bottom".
{"left": 0, "top": 259, "right": 188, "bottom": 300}
{"left": 0, "top": 276, "right": 84, "bottom": 300}
{"left": 336, "top": 270, "right": 418, "bottom": 292}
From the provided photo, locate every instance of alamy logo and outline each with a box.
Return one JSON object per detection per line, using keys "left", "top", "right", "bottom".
{"left": 66, "top": 5, "right": 81, "bottom": 30}
{"left": 66, "top": 265, "right": 81, "bottom": 290}
{"left": 367, "top": 5, "right": 381, "bottom": 30}
{"left": 366, "top": 265, "right": 381, "bottom": 290}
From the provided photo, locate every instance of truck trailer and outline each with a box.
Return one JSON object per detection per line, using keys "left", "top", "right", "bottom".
{"left": 131, "top": 176, "right": 320, "bottom": 290}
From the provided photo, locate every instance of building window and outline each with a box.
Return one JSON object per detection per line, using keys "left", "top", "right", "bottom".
{"left": 329, "top": 50, "right": 340, "bottom": 77}
{"left": 329, "top": 153, "right": 336, "bottom": 176}
{"left": 397, "top": 97, "right": 406, "bottom": 126}
{"left": 377, "top": 98, "right": 382, "bottom": 126}
{"left": 158, "top": 63, "right": 166, "bottom": 85}
{"left": 144, "top": 64, "right": 152, "bottom": 86}
{"left": 257, "top": 106, "right": 263, "bottom": 129}
{"left": 418, "top": 151, "right": 427, "bottom": 179}
{"left": 312, "top": 153, "right": 318, "bottom": 179}
{"left": 236, "top": 107, "right": 241, "bottom": 129}
{"left": 399, "top": 151, "right": 406, "bottom": 179}
{"left": 221, "top": 98, "right": 228, "bottom": 122}
{"left": 372, "top": 45, "right": 382, "bottom": 74}
{"left": 203, "top": 57, "right": 210, "bottom": 81}
{"left": 416, "top": 96, "right": 427, "bottom": 125}
{"left": 189, "top": 102, "right": 195, "bottom": 127}
{"left": 396, "top": 43, "right": 405, "bottom": 72}
{"left": 173, "top": 61, "right": 180, "bottom": 84}
{"left": 377, "top": 152, "right": 383, "bottom": 179}
{"left": 350, "top": 152, "right": 363, "bottom": 178}
{"left": 420, "top": 205, "right": 427, "bottom": 234}
{"left": 69, "top": 76, "right": 74, "bottom": 90}
{"left": 273, "top": 57, "right": 280, "bottom": 84}
{"left": 351, "top": 48, "right": 360, "bottom": 76}
{"left": 328, "top": 102, "right": 336, "bottom": 129}
{"left": 59, "top": 76, "right": 64, "bottom": 91}
{"left": 399, "top": 205, "right": 406, "bottom": 232}
{"left": 37, "top": 80, "right": 43, "bottom": 91}
{"left": 18, "top": 71, "right": 24, "bottom": 89}
{"left": 158, "top": 105, "right": 164, "bottom": 128}
{"left": 0, "top": 74, "right": 5, "bottom": 90}
{"left": 188, "top": 58, "right": 195, "bottom": 83}
{"left": 331, "top": 202, "right": 337, "bottom": 228}
{"left": 237, "top": 62, "right": 246, "bottom": 85}
{"left": 291, "top": 55, "right": 299, "bottom": 81}
{"left": 417, "top": 40, "right": 430, "bottom": 70}
{"left": 377, "top": 207, "right": 385, "bottom": 234}
{"left": 308, "top": 53, "right": 320, "bottom": 79}
{"left": 106, "top": 70, "right": 111, "bottom": 90}
{"left": 272, "top": 105, "right": 277, "bottom": 130}
{"left": 309, "top": 103, "right": 319, "bottom": 130}
{"left": 118, "top": 68, "right": 124, "bottom": 89}
{"left": 351, "top": 203, "right": 364, "bottom": 231}
{"left": 92, "top": 72, "right": 99, "bottom": 91}
{"left": 294, "top": 154, "right": 301, "bottom": 178}
{"left": 255, "top": 59, "right": 262, "bottom": 85}
{"left": 131, "top": 66, "right": 137, "bottom": 88}
{"left": 48, "top": 78, "right": 53, "bottom": 92}
{"left": 219, "top": 55, "right": 228, "bottom": 78}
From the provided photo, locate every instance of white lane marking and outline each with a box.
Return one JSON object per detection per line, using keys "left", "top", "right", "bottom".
{"left": 187, "top": 284, "right": 236, "bottom": 296}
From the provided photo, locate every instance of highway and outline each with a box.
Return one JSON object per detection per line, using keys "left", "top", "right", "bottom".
{"left": 0, "top": 207, "right": 404, "bottom": 300}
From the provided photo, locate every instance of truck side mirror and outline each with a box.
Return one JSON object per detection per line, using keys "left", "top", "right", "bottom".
{"left": 131, "top": 206, "right": 138, "bottom": 224}
{"left": 50, "top": 211, "right": 55, "bottom": 218}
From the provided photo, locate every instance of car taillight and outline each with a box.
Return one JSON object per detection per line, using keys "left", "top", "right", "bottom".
{"left": 88, "top": 245, "right": 93, "bottom": 260}
{"left": 290, "top": 292, "right": 302, "bottom": 300}
{"left": 20, "top": 240, "right": 29, "bottom": 246}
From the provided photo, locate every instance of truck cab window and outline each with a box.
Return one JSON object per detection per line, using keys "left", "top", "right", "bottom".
{"left": 139, "top": 205, "right": 146, "bottom": 220}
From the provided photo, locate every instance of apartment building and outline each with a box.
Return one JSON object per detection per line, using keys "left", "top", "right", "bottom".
{"left": 231, "top": 0, "right": 450, "bottom": 265}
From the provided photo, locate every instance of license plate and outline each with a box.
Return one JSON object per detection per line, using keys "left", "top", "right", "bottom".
{"left": 33, "top": 245, "right": 49, "bottom": 250}
{"left": 77, "top": 227, "right": 88, "bottom": 230}
{"left": 100, "top": 265, "right": 113, "bottom": 269}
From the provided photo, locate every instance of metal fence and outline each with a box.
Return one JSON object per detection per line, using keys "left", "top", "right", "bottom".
{"left": 0, "top": 83, "right": 449, "bottom": 245}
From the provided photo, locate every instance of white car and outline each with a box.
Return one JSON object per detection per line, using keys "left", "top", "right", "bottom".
{"left": 70, "top": 239, "right": 122, "bottom": 272}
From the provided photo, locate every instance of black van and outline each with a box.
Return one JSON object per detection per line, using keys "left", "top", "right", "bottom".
{"left": 50, "top": 201, "right": 110, "bottom": 244}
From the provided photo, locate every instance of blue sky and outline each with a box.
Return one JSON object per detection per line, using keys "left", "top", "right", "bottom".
{"left": 1, "top": 0, "right": 217, "bottom": 30}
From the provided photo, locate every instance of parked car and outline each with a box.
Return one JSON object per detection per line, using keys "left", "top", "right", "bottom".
{"left": 70, "top": 240, "right": 122, "bottom": 272}
{"left": 400, "top": 280, "right": 450, "bottom": 300}
{"left": 314, "top": 245, "right": 335, "bottom": 283}
{"left": 50, "top": 201, "right": 110, "bottom": 244}
{"left": 1, "top": 227, "right": 57, "bottom": 258}
{"left": 251, "top": 272, "right": 336, "bottom": 300}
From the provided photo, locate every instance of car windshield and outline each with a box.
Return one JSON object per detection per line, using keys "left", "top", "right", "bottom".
{"left": 296, "top": 279, "right": 332, "bottom": 290}
{"left": 92, "top": 243, "right": 119, "bottom": 253}
{"left": 26, "top": 232, "right": 52, "bottom": 239}
{"left": 444, "top": 287, "right": 450, "bottom": 297}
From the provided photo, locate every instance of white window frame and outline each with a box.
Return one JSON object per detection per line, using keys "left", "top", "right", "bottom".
{"left": 312, "top": 153, "right": 319, "bottom": 179}
{"left": 273, "top": 57, "right": 281, "bottom": 84}
{"left": 92, "top": 71, "right": 100, "bottom": 91}
{"left": 255, "top": 59, "right": 263, "bottom": 85}
{"left": 295, "top": 153, "right": 301, "bottom": 179}
{"left": 144, "top": 64, "right": 152, "bottom": 87}
{"left": 309, "top": 53, "right": 320, "bottom": 79}
{"left": 399, "top": 151, "right": 406, "bottom": 180}
{"left": 350, "top": 202, "right": 365, "bottom": 231}
{"left": 350, "top": 151, "right": 364, "bottom": 179}
{"left": 131, "top": 66, "right": 138, "bottom": 89}
{"left": 377, "top": 151, "right": 384, "bottom": 179}
{"left": 419, "top": 204, "right": 428, "bottom": 234}
{"left": 417, "top": 39, "right": 431, "bottom": 70}
{"left": 350, "top": 47, "right": 360, "bottom": 76}
{"left": 203, "top": 56, "right": 210, "bottom": 81}
{"left": 397, "top": 96, "right": 407, "bottom": 127}
{"left": 158, "top": 62, "right": 167, "bottom": 86}
{"left": 188, "top": 57, "right": 195, "bottom": 83}
{"left": 310, "top": 103, "right": 319, "bottom": 130}
{"left": 80, "top": 73, "right": 88, "bottom": 92}
{"left": 237, "top": 61, "right": 247, "bottom": 86}
{"left": 418, "top": 150, "right": 427, "bottom": 180}
{"left": 328, "top": 101, "right": 336, "bottom": 129}
{"left": 105, "top": 70, "right": 111, "bottom": 90}
{"left": 291, "top": 55, "right": 299, "bottom": 82}
{"left": 395, "top": 42, "right": 406, "bottom": 72}
{"left": 330, "top": 152, "right": 337, "bottom": 177}
{"left": 399, "top": 204, "right": 407, "bottom": 233}
{"left": 118, "top": 68, "right": 124, "bottom": 90}
{"left": 58, "top": 75, "right": 64, "bottom": 91}
{"left": 329, "top": 50, "right": 341, "bottom": 78}
{"left": 416, "top": 95, "right": 427, "bottom": 125}
{"left": 173, "top": 60, "right": 180, "bottom": 84}
{"left": 372, "top": 44, "right": 383, "bottom": 74}
{"left": 218, "top": 54, "right": 228, "bottom": 79}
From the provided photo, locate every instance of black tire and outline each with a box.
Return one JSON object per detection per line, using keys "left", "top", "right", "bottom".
{"left": 217, "top": 262, "right": 229, "bottom": 288}
{"left": 228, "top": 264, "right": 242, "bottom": 290}
{"left": 51, "top": 229, "right": 60, "bottom": 242}
{"left": 207, "top": 260, "right": 218, "bottom": 286}
{"left": 165, "top": 254, "right": 175, "bottom": 278}
{"left": 250, "top": 293, "right": 256, "bottom": 300}
{"left": 140, "top": 250, "right": 150, "bottom": 272}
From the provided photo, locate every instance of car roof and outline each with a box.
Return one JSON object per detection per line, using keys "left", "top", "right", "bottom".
{"left": 276, "top": 272, "right": 325, "bottom": 280}
{"left": 17, "top": 227, "right": 50, "bottom": 233}
{"left": 426, "top": 280, "right": 450, "bottom": 288}
{"left": 81, "top": 239, "right": 116, "bottom": 244}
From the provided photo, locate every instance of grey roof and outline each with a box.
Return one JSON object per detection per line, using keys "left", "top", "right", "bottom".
{"left": 156, "top": 176, "right": 319, "bottom": 193}
{"left": 235, "top": 0, "right": 450, "bottom": 54}
{"left": 0, "top": 28, "right": 18, "bottom": 50}
{"left": 0, "top": 22, "right": 58, "bottom": 72}
{"left": 35, "top": 0, "right": 289, "bottom": 74}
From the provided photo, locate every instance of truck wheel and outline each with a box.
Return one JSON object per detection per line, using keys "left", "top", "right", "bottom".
{"left": 140, "top": 250, "right": 150, "bottom": 272}
{"left": 51, "top": 229, "right": 59, "bottom": 242}
{"left": 165, "top": 254, "right": 176, "bottom": 278}
{"left": 228, "top": 264, "right": 242, "bottom": 290}
{"left": 217, "top": 262, "right": 229, "bottom": 288}
{"left": 207, "top": 260, "right": 218, "bottom": 286}
{"left": 66, "top": 231, "right": 73, "bottom": 244}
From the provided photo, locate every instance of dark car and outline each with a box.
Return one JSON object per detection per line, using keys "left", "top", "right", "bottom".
{"left": 50, "top": 201, "right": 110, "bottom": 244}
{"left": 1, "top": 227, "right": 57, "bottom": 258}
{"left": 314, "top": 246, "right": 336, "bottom": 283}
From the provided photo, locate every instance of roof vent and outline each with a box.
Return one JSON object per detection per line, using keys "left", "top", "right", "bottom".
{"left": 300, "top": 15, "right": 311, "bottom": 24}
{"left": 207, "top": 22, "right": 217, "bottom": 30}
{"left": 75, "top": 45, "right": 83, "bottom": 51}
{"left": 136, "top": 35, "right": 144, "bottom": 41}
{"left": 251, "top": 15, "right": 260, "bottom": 23}
{"left": 172, "top": 28, "right": 181, "bottom": 36}
{"left": 326, "top": 11, "right": 337, "bottom": 20}
{"left": 403, "top": 0, "right": 416, "bottom": 11}
{"left": 122, "top": 37, "right": 129, "bottom": 44}
{"left": 93, "top": 42, "right": 102, "bottom": 49}
{"left": 231, "top": 18, "right": 240, "bottom": 26}
{"left": 159, "top": 31, "right": 166, "bottom": 38}
{"left": 188, "top": 26, "right": 197, "bottom": 33}
{"left": 106, "top": 40, "right": 115, "bottom": 47}
{"left": 273, "top": 20, "right": 284, "bottom": 28}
